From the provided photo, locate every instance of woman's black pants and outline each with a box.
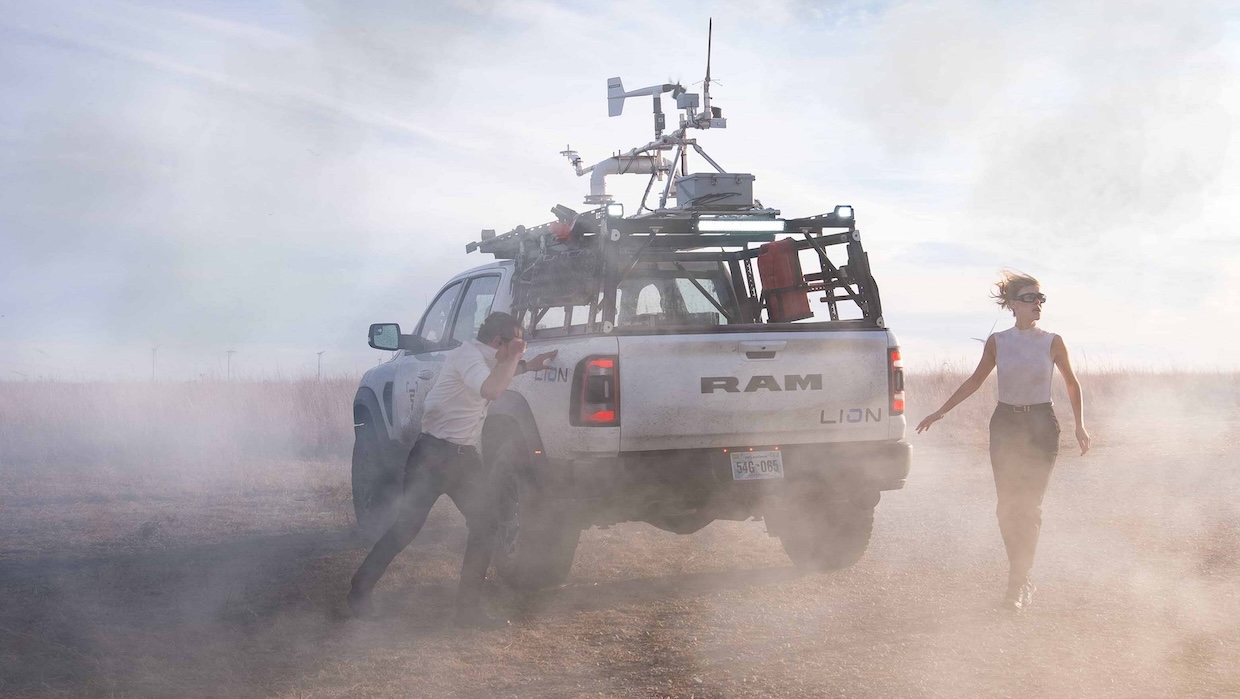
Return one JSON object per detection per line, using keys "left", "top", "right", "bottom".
{"left": 989, "top": 403, "right": 1060, "bottom": 581}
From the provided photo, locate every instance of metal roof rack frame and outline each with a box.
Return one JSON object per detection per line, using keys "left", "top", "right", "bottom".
{"left": 464, "top": 24, "right": 883, "bottom": 334}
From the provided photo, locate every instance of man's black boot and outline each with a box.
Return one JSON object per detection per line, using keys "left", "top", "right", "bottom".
{"left": 346, "top": 587, "right": 375, "bottom": 618}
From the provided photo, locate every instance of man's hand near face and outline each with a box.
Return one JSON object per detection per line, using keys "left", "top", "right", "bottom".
{"left": 497, "top": 336, "right": 527, "bottom": 364}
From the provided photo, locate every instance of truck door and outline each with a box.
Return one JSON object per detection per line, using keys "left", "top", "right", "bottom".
{"left": 390, "top": 280, "right": 462, "bottom": 446}
{"left": 390, "top": 274, "right": 502, "bottom": 446}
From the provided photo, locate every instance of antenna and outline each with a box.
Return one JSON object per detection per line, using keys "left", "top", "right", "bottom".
{"left": 703, "top": 18, "right": 713, "bottom": 116}
{"left": 565, "top": 23, "right": 729, "bottom": 209}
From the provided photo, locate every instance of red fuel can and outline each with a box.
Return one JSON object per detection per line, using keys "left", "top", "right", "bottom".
{"left": 757, "top": 238, "right": 813, "bottom": 322}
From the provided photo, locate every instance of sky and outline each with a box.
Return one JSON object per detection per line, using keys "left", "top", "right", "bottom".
{"left": 1, "top": 0, "right": 1238, "bottom": 380}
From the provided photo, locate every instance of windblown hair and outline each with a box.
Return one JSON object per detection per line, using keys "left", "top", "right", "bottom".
{"left": 476, "top": 312, "right": 521, "bottom": 343}
{"left": 991, "top": 269, "right": 1040, "bottom": 311}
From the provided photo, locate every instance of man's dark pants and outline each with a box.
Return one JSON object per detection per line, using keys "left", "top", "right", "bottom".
{"left": 989, "top": 404, "right": 1060, "bottom": 584}
{"left": 351, "top": 433, "right": 499, "bottom": 610}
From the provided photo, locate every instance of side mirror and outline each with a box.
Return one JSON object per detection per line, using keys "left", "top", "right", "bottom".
{"left": 369, "top": 323, "right": 402, "bottom": 351}
{"left": 369, "top": 323, "right": 435, "bottom": 353}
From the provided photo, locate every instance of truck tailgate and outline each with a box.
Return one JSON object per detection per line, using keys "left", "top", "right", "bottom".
{"left": 617, "top": 330, "right": 892, "bottom": 451}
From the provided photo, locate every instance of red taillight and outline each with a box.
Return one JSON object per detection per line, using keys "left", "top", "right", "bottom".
{"left": 889, "top": 348, "right": 905, "bottom": 416}
{"left": 572, "top": 356, "right": 620, "bottom": 426}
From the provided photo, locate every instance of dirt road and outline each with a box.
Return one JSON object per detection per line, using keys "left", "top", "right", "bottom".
{"left": 3, "top": 437, "right": 1238, "bottom": 698}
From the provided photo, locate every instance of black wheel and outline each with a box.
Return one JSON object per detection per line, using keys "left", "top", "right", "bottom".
{"left": 777, "top": 501, "right": 875, "bottom": 572}
{"left": 351, "top": 414, "right": 401, "bottom": 541}
{"left": 488, "top": 434, "right": 580, "bottom": 589}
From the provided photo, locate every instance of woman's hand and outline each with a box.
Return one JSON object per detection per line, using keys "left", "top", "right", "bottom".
{"left": 915, "top": 411, "right": 944, "bottom": 434}
{"left": 1075, "top": 425, "right": 1091, "bottom": 455}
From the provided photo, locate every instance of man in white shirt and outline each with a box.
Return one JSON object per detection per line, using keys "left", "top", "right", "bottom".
{"left": 348, "top": 312, "right": 556, "bottom": 628}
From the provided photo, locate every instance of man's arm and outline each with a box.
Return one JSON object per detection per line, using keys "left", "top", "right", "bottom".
{"left": 478, "top": 338, "right": 526, "bottom": 401}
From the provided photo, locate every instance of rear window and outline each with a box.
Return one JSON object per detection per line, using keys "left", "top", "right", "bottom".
{"left": 531, "top": 262, "right": 737, "bottom": 333}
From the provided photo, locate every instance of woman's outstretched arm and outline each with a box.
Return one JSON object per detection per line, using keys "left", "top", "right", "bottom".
{"left": 1052, "top": 334, "right": 1091, "bottom": 454}
{"left": 916, "top": 335, "right": 997, "bottom": 433}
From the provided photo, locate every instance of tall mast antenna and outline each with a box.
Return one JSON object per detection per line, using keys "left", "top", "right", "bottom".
{"left": 703, "top": 18, "right": 713, "bottom": 116}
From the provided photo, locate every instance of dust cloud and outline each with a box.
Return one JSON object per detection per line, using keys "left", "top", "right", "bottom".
{"left": 2, "top": 370, "right": 1237, "bottom": 697}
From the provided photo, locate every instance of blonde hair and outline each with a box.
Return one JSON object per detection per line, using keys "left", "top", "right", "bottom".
{"left": 992, "top": 269, "right": 1040, "bottom": 311}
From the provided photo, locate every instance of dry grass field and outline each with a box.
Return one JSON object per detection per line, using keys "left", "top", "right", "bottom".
{"left": 2, "top": 371, "right": 1239, "bottom": 698}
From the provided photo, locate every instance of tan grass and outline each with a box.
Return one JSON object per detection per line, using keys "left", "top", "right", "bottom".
{"left": 0, "top": 377, "right": 357, "bottom": 473}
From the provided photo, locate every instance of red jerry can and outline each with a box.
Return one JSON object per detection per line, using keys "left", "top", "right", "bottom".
{"left": 757, "top": 238, "right": 813, "bottom": 322}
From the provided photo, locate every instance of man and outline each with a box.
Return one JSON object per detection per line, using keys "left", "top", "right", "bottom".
{"left": 347, "top": 312, "right": 556, "bottom": 627}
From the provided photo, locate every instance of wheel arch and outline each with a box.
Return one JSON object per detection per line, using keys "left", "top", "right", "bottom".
{"left": 353, "top": 386, "right": 406, "bottom": 471}
{"left": 483, "top": 391, "right": 544, "bottom": 450}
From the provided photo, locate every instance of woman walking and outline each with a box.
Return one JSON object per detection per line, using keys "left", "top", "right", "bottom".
{"left": 916, "top": 270, "right": 1091, "bottom": 611}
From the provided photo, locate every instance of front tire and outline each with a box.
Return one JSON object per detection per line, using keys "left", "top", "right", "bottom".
{"left": 351, "top": 415, "right": 401, "bottom": 541}
{"left": 487, "top": 434, "right": 581, "bottom": 589}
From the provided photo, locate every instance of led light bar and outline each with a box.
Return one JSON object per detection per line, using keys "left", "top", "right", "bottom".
{"left": 696, "top": 219, "right": 785, "bottom": 233}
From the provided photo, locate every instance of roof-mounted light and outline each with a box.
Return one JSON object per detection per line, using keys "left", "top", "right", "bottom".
{"left": 834, "top": 205, "right": 853, "bottom": 219}
{"left": 606, "top": 203, "right": 625, "bottom": 218}
{"left": 696, "top": 219, "right": 785, "bottom": 233}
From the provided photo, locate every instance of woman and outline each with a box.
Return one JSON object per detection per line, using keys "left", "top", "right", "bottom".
{"left": 916, "top": 270, "right": 1090, "bottom": 611}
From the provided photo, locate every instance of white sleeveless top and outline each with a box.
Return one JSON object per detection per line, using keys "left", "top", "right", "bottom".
{"left": 993, "top": 326, "right": 1055, "bottom": 405}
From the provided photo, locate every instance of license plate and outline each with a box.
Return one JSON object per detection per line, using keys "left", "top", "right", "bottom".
{"left": 730, "top": 450, "right": 784, "bottom": 481}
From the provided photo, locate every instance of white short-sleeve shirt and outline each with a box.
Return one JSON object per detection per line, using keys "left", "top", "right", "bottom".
{"left": 993, "top": 326, "right": 1055, "bottom": 406}
{"left": 421, "top": 340, "right": 498, "bottom": 447}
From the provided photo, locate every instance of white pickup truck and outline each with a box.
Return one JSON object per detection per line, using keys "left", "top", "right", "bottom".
{"left": 352, "top": 203, "right": 911, "bottom": 589}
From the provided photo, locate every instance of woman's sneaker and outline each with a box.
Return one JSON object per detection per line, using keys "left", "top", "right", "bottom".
{"left": 1001, "top": 575, "right": 1028, "bottom": 611}
{"left": 1018, "top": 580, "right": 1037, "bottom": 609}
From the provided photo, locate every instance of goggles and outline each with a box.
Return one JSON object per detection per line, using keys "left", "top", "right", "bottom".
{"left": 1015, "top": 292, "right": 1047, "bottom": 304}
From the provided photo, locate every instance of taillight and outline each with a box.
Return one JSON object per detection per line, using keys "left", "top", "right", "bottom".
{"left": 889, "top": 348, "right": 905, "bottom": 416}
{"left": 571, "top": 355, "right": 620, "bottom": 426}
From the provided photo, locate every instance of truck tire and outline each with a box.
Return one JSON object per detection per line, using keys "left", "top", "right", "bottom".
{"left": 778, "top": 502, "right": 875, "bottom": 572}
{"left": 351, "top": 414, "right": 401, "bottom": 541}
{"left": 488, "top": 434, "right": 580, "bottom": 589}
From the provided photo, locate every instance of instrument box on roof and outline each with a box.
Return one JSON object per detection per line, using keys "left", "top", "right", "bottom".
{"left": 674, "top": 173, "right": 755, "bottom": 209}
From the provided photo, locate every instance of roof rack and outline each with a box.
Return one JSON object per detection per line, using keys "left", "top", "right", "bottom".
{"left": 463, "top": 24, "right": 883, "bottom": 332}
{"left": 468, "top": 203, "right": 881, "bottom": 332}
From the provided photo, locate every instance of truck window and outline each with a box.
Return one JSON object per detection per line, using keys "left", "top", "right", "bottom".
{"left": 616, "top": 262, "right": 735, "bottom": 328}
{"left": 416, "top": 281, "right": 463, "bottom": 345}
{"left": 675, "top": 277, "right": 729, "bottom": 325}
{"left": 534, "top": 304, "right": 595, "bottom": 332}
{"left": 450, "top": 275, "right": 501, "bottom": 345}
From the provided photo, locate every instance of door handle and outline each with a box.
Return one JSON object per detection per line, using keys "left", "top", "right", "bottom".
{"left": 738, "top": 340, "right": 786, "bottom": 359}
{"left": 417, "top": 370, "right": 434, "bottom": 380}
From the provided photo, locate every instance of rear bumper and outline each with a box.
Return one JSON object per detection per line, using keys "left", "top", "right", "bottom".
{"left": 545, "top": 439, "right": 911, "bottom": 503}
